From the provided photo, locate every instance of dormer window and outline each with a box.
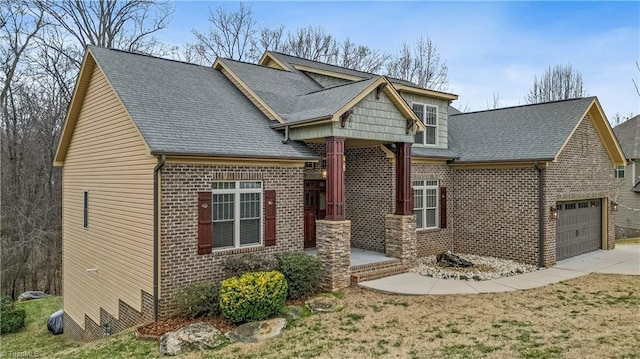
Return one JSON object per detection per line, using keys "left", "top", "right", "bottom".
{"left": 412, "top": 103, "right": 437, "bottom": 145}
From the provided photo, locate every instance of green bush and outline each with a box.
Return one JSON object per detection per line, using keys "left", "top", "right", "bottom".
{"left": 223, "top": 253, "right": 277, "bottom": 278}
{"left": 172, "top": 281, "right": 220, "bottom": 318}
{"left": 276, "top": 252, "right": 321, "bottom": 299}
{"left": 219, "top": 271, "right": 287, "bottom": 323}
{"left": 0, "top": 296, "right": 26, "bottom": 334}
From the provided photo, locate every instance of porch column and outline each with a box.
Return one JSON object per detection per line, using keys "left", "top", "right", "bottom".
{"left": 325, "top": 136, "right": 345, "bottom": 220}
{"left": 386, "top": 142, "right": 417, "bottom": 265}
{"left": 395, "top": 142, "right": 412, "bottom": 215}
{"left": 316, "top": 136, "right": 350, "bottom": 290}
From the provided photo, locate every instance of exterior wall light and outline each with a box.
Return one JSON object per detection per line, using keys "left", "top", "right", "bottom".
{"left": 550, "top": 206, "right": 559, "bottom": 220}
{"left": 321, "top": 169, "right": 327, "bottom": 178}
{"left": 611, "top": 201, "right": 618, "bottom": 212}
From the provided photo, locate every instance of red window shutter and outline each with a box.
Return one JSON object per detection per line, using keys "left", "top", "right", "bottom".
{"left": 264, "top": 190, "right": 276, "bottom": 246}
{"left": 197, "top": 192, "right": 212, "bottom": 254}
{"left": 439, "top": 187, "right": 447, "bottom": 229}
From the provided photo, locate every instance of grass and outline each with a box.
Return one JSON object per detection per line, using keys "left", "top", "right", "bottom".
{"left": 2, "top": 274, "right": 640, "bottom": 358}
{"left": 0, "top": 296, "right": 81, "bottom": 357}
{"left": 616, "top": 237, "right": 640, "bottom": 245}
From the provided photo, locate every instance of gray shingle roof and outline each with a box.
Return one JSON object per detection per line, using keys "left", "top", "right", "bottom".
{"left": 88, "top": 46, "right": 316, "bottom": 159}
{"left": 385, "top": 144, "right": 458, "bottom": 160}
{"left": 613, "top": 115, "right": 639, "bottom": 159}
{"left": 221, "top": 58, "right": 382, "bottom": 124}
{"left": 267, "top": 51, "right": 418, "bottom": 87}
{"left": 448, "top": 97, "right": 596, "bottom": 162}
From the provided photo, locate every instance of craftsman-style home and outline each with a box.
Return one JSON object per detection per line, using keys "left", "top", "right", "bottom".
{"left": 54, "top": 46, "right": 625, "bottom": 340}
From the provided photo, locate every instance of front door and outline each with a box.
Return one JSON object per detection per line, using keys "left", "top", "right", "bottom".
{"left": 304, "top": 180, "right": 326, "bottom": 248}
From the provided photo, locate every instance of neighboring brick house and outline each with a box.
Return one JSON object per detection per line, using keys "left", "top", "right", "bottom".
{"left": 613, "top": 115, "right": 640, "bottom": 238}
{"left": 54, "top": 46, "right": 626, "bottom": 341}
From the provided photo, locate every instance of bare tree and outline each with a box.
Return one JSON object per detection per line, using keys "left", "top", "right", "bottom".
{"left": 1, "top": 0, "right": 173, "bottom": 299}
{"left": 486, "top": 92, "right": 502, "bottom": 110}
{"left": 190, "top": 2, "right": 257, "bottom": 63}
{"left": 386, "top": 35, "right": 449, "bottom": 91}
{"left": 188, "top": 3, "right": 390, "bottom": 73}
{"left": 526, "top": 64, "right": 586, "bottom": 104}
{"left": 334, "top": 39, "right": 389, "bottom": 73}
{"left": 36, "top": 0, "right": 173, "bottom": 64}
{"left": 633, "top": 61, "right": 639, "bottom": 97}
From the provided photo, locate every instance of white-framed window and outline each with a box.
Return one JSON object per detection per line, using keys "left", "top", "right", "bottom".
{"left": 211, "top": 181, "right": 262, "bottom": 249}
{"left": 412, "top": 103, "right": 437, "bottom": 145}
{"left": 414, "top": 180, "right": 438, "bottom": 229}
{"left": 615, "top": 165, "right": 625, "bottom": 179}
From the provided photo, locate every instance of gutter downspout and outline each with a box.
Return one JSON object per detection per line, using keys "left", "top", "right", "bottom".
{"left": 282, "top": 125, "right": 290, "bottom": 144}
{"left": 153, "top": 154, "right": 166, "bottom": 321}
{"left": 534, "top": 161, "right": 545, "bottom": 268}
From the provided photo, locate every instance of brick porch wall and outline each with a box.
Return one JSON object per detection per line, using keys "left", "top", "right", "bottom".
{"left": 543, "top": 114, "right": 617, "bottom": 266}
{"left": 159, "top": 164, "right": 304, "bottom": 318}
{"left": 64, "top": 291, "right": 154, "bottom": 341}
{"left": 412, "top": 163, "right": 455, "bottom": 256}
{"left": 453, "top": 167, "right": 540, "bottom": 264}
{"left": 344, "top": 147, "right": 394, "bottom": 253}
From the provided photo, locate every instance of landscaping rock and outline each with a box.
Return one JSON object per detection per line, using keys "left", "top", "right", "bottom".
{"left": 305, "top": 295, "right": 340, "bottom": 313}
{"left": 225, "top": 317, "right": 286, "bottom": 343}
{"left": 159, "top": 322, "right": 225, "bottom": 356}
{"left": 281, "top": 305, "right": 304, "bottom": 322}
{"left": 437, "top": 252, "right": 473, "bottom": 268}
{"left": 18, "top": 291, "right": 50, "bottom": 301}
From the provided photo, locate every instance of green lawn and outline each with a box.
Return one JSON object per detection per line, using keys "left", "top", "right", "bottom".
{"left": 2, "top": 274, "right": 639, "bottom": 358}
{"left": 0, "top": 296, "right": 80, "bottom": 357}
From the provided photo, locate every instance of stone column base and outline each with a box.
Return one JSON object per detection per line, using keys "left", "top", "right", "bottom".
{"left": 316, "top": 220, "right": 351, "bottom": 290}
{"left": 385, "top": 214, "right": 417, "bottom": 265}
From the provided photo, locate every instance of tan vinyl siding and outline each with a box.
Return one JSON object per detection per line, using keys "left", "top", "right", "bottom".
{"left": 62, "top": 65, "right": 155, "bottom": 329}
{"left": 306, "top": 72, "right": 353, "bottom": 88}
{"left": 615, "top": 161, "right": 640, "bottom": 230}
{"left": 400, "top": 93, "right": 449, "bottom": 148}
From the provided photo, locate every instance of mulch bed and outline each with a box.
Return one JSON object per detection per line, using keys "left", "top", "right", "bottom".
{"left": 135, "top": 299, "right": 307, "bottom": 341}
{"left": 135, "top": 316, "right": 237, "bottom": 341}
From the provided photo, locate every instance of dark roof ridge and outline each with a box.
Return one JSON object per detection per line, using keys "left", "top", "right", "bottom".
{"left": 302, "top": 76, "right": 379, "bottom": 96}
{"left": 451, "top": 96, "right": 595, "bottom": 116}
{"left": 220, "top": 57, "right": 293, "bottom": 73}
{"left": 88, "top": 45, "right": 208, "bottom": 68}
{"left": 267, "top": 51, "right": 410, "bottom": 84}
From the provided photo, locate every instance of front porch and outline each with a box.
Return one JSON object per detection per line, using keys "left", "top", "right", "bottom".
{"left": 305, "top": 247, "right": 395, "bottom": 267}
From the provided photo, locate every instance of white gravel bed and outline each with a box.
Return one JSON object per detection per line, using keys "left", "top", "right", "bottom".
{"left": 410, "top": 253, "right": 539, "bottom": 281}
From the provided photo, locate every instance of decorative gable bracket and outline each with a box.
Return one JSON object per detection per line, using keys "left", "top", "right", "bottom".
{"left": 340, "top": 110, "right": 352, "bottom": 128}
{"left": 406, "top": 119, "right": 416, "bottom": 134}
{"left": 376, "top": 83, "right": 387, "bottom": 100}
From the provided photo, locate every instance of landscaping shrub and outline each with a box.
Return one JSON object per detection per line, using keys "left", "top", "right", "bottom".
{"left": 223, "top": 253, "right": 277, "bottom": 278}
{"left": 276, "top": 252, "right": 321, "bottom": 299}
{"left": 219, "top": 271, "right": 287, "bottom": 323}
{"left": 172, "top": 281, "right": 220, "bottom": 318}
{"left": 0, "top": 296, "right": 26, "bottom": 334}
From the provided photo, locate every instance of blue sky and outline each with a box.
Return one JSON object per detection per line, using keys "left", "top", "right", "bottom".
{"left": 166, "top": 1, "right": 640, "bottom": 120}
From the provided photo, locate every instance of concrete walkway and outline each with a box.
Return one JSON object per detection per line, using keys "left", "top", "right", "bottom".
{"left": 359, "top": 245, "right": 640, "bottom": 295}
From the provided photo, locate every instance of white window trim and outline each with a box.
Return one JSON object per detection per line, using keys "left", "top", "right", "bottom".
{"left": 412, "top": 102, "right": 438, "bottom": 146}
{"left": 414, "top": 180, "right": 439, "bottom": 230}
{"left": 614, "top": 165, "right": 625, "bottom": 179}
{"left": 211, "top": 181, "right": 263, "bottom": 250}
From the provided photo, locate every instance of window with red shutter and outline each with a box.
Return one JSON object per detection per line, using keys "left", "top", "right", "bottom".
{"left": 197, "top": 192, "right": 212, "bottom": 254}
{"left": 264, "top": 190, "right": 276, "bottom": 246}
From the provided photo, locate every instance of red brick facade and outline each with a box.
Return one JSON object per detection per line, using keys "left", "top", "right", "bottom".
{"left": 413, "top": 163, "right": 455, "bottom": 256}
{"left": 158, "top": 164, "right": 305, "bottom": 318}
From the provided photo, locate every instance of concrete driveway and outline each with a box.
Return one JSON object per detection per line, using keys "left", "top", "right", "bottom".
{"left": 359, "top": 245, "right": 640, "bottom": 295}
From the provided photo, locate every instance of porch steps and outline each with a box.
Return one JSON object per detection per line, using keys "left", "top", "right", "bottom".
{"left": 350, "top": 259, "right": 409, "bottom": 285}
